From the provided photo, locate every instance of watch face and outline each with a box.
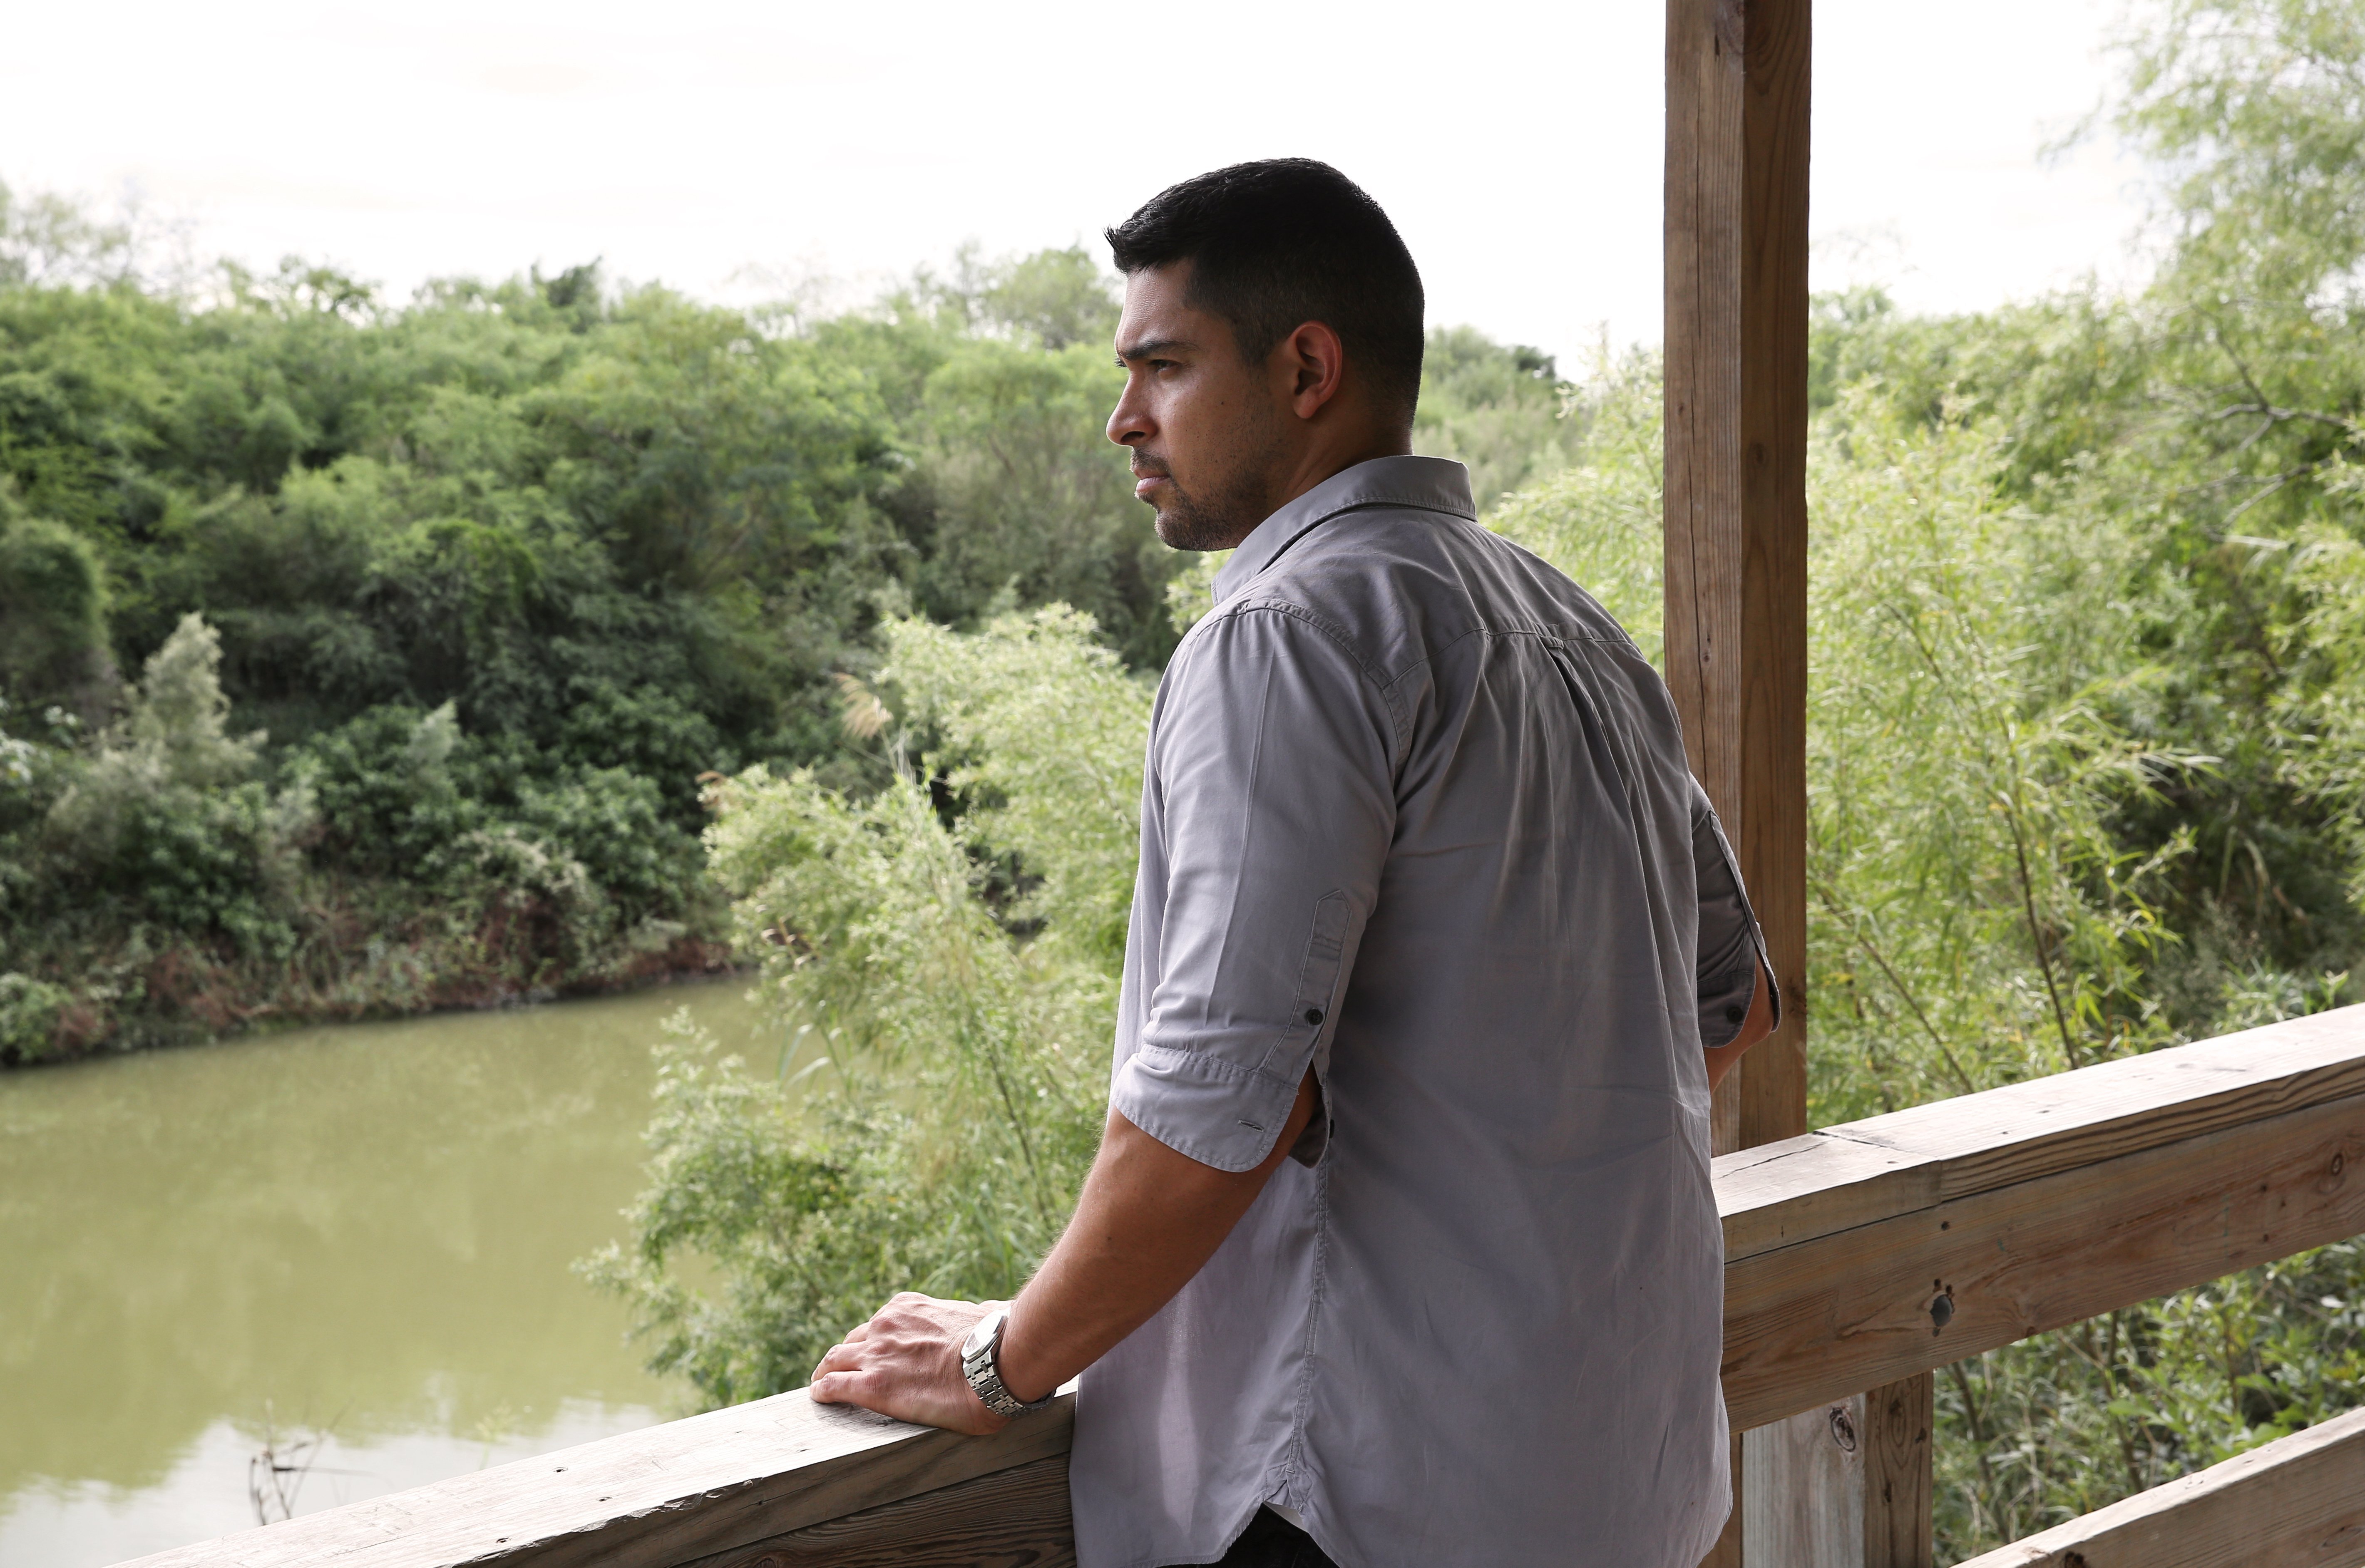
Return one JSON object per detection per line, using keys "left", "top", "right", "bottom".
{"left": 961, "top": 1308, "right": 1000, "bottom": 1361}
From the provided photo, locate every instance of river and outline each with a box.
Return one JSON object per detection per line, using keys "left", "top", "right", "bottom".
{"left": 0, "top": 981, "right": 778, "bottom": 1568}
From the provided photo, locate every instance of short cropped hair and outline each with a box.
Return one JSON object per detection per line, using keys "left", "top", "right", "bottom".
{"left": 1105, "top": 159, "right": 1425, "bottom": 424}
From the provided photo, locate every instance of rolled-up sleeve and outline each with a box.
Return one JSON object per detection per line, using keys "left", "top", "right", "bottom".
{"left": 1691, "top": 775, "right": 1780, "bottom": 1048}
{"left": 1113, "top": 606, "right": 1397, "bottom": 1172}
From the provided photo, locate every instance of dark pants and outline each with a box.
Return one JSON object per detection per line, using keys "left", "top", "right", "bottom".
{"left": 1175, "top": 1508, "right": 1340, "bottom": 1568}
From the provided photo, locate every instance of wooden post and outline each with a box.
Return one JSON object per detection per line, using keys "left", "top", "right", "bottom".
{"left": 1664, "top": 0, "right": 1810, "bottom": 1159}
{"left": 1662, "top": 0, "right": 1930, "bottom": 1564}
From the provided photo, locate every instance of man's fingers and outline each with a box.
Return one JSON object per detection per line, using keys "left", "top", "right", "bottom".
{"left": 809, "top": 1295, "right": 991, "bottom": 1429}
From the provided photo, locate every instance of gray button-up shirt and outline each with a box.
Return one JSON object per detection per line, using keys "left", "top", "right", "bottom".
{"left": 1070, "top": 456, "right": 1772, "bottom": 1568}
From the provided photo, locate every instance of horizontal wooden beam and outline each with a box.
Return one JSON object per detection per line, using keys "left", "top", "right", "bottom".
{"left": 124, "top": 1008, "right": 2365, "bottom": 1568}
{"left": 118, "top": 1391, "right": 1074, "bottom": 1568}
{"left": 1723, "top": 1009, "right": 2365, "bottom": 1429}
{"left": 1725, "top": 1084, "right": 2365, "bottom": 1428}
{"left": 680, "top": 1455, "right": 1072, "bottom": 1568}
{"left": 1955, "top": 1405, "right": 2365, "bottom": 1568}
{"left": 1717, "top": 1005, "right": 2365, "bottom": 1263}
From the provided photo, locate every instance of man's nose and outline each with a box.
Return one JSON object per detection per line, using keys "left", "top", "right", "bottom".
{"left": 1107, "top": 381, "right": 1152, "bottom": 448}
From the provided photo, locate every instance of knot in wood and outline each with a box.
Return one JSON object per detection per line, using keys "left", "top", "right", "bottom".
{"left": 1929, "top": 1288, "right": 1955, "bottom": 1332}
{"left": 1826, "top": 1404, "right": 1858, "bottom": 1454}
{"left": 1712, "top": 0, "right": 1746, "bottom": 57}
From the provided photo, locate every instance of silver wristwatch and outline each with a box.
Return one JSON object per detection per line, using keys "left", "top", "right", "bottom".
{"left": 961, "top": 1303, "right": 1053, "bottom": 1419}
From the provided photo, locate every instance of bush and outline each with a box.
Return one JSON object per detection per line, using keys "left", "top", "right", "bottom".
{"left": 38, "top": 614, "right": 310, "bottom": 953}
{"left": 0, "top": 972, "right": 72, "bottom": 1062}
{"left": 299, "top": 701, "right": 477, "bottom": 876}
{"left": 584, "top": 607, "right": 1148, "bottom": 1405}
{"left": 0, "top": 506, "right": 114, "bottom": 716}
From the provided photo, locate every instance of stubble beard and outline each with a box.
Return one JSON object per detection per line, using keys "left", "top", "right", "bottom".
{"left": 1146, "top": 422, "right": 1289, "bottom": 553}
{"left": 1151, "top": 478, "right": 1257, "bottom": 551}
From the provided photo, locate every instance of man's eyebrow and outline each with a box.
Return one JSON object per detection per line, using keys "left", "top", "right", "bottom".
{"left": 1116, "top": 337, "right": 1192, "bottom": 364}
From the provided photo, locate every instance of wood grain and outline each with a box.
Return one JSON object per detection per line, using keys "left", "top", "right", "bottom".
{"left": 1953, "top": 1405, "right": 2365, "bottom": 1568}
{"left": 1665, "top": 0, "right": 1809, "bottom": 1160}
{"left": 1739, "top": 1374, "right": 1929, "bottom": 1568}
{"left": 1730, "top": 0, "right": 1811, "bottom": 1157}
{"left": 1724, "top": 1089, "right": 2365, "bottom": 1430}
{"left": 1743, "top": 1397, "right": 1862, "bottom": 1566}
{"left": 1666, "top": 0, "right": 1814, "bottom": 1552}
{"left": 1862, "top": 1373, "right": 1933, "bottom": 1568}
{"left": 115, "top": 1392, "right": 1074, "bottom": 1568}
{"left": 679, "top": 1455, "right": 1072, "bottom": 1568}
{"left": 1719, "top": 1006, "right": 2365, "bottom": 1263}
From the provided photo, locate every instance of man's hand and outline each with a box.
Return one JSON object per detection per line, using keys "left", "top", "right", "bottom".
{"left": 1704, "top": 956, "right": 1779, "bottom": 1092}
{"left": 809, "top": 1293, "right": 1007, "bottom": 1436}
{"left": 812, "top": 1070, "right": 1321, "bottom": 1435}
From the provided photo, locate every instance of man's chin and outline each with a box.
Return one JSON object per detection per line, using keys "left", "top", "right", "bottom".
{"left": 1152, "top": 498, "right": 1242, "bottom": 553}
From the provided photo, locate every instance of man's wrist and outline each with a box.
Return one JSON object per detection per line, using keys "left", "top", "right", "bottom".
{"left": 960, "top": 1303, "right": 1056, "bottom": 1417}
{"left": 994, "top": 1302, "right": 1058, "bottom": 1406}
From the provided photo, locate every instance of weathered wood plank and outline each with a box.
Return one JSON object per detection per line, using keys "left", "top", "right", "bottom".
{"left": 1955, "top": 1404, "right": 2365, "bottom": 1568}
{"left": 1724, "top": 1089, "right": 2365, "bottom": 1431}
{"left": 1665, "top": 0, "right": 1811, "bottom": 1161}
{"left": 1729, "top": 0, "right": 1811, "bottom": 1159}
{"left": 115, "top": 1392, "right": 1073, "bottom": 1568}
{"left": 1743, "top": 1399, "right": 1860, "bottom": 1566}
{"left": 679, "top": 1455, "right": 1071, "bottom": 1568}
{"left": 1739, "top": 1373, "right": 1930, "bottom": 1568}
{"left": 1663, "top": 0, "right": 1747, "bottom": 854}
{"left": 1667, "top": 0, "right": 1813, "bottom": 1543}
{"left": 1863, "top": 1373, "right": 1934, "bottom": 1568}
{"left": 1720, "top": 1005, "right": 2365, "bottom": 1263}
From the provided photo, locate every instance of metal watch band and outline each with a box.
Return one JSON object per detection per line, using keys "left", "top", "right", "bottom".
{"left": 961, "top": 1304, "right": 1053, "bottom": 1419}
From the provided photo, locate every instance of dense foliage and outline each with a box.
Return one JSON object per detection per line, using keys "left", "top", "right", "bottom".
{"left": 0, "top": 220, "right": 1577, "bottom": 1057}
{"left": 576, "top": 608, "right": 1140, "bottom": 1401}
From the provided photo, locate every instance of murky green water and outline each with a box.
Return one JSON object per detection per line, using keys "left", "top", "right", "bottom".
{"left": 0, "top": 982, "right": 777, "bottom": 1568}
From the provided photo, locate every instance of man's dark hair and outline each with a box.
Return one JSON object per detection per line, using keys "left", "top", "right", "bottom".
{"left": 1106, "top": 159, "right": 1425, "bottom": 424}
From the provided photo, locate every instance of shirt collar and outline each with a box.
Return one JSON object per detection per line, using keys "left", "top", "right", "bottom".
{"left": 1209, "top": 455, "right": 1477, "bottom": 603}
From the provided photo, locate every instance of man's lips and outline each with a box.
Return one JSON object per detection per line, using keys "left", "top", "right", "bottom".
{"left": 1131, "top": 465, "right": 1171, "bottom": 500}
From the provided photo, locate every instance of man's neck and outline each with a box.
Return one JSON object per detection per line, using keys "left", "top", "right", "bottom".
{"left": 1272, "top": 433, "right": 1413, "bottom": 514}
{"left": 1205, "top": 434, "right": 1413, "bottom": 551}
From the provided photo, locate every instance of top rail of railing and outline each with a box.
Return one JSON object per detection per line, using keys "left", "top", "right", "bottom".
{"left": 124, "top": 1004, "right": 2365, "bottom": 1568}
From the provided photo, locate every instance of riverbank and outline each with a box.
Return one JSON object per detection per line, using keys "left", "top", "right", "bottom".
{"left": 0, "top": 981, "right": 773, "bottom": 1567}
{"left": 3, "top": 893, "right": 742, "bottom": 1067}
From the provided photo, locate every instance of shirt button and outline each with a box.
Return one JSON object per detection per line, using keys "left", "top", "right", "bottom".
{"left": 1725, "top": 1004, "right": 1745, "bottom": 1024}
{"left": 1304, "top": 1008, "right": 1324, "bottom": 1026}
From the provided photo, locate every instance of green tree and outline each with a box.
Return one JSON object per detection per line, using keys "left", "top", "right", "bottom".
{"left": 0, "top": 502, "right": 114, "bottom": 717}
{"left": 582, "top": 607, "right": 1148, "bottom": 1403}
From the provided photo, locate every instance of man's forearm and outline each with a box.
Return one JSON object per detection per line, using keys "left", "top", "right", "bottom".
{"left": 995, "top": 1071, "right": 1319, "bottom": 1403}
{"left": 806, "top": 1069, "right": 1315, "bottom": 1430}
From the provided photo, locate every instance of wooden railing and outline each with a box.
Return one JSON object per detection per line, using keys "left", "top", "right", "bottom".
{"left": 125, "top": 1005, "right": 2365, "bottom": 1568}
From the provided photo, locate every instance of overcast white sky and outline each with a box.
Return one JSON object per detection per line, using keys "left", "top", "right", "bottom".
{"left": 2, "top": 0, "right": 2154, "bottom": 364}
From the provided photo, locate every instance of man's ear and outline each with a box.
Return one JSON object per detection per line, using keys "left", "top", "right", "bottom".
{"left": 1281, "top": 321, "right": 1346, "bottom": 421}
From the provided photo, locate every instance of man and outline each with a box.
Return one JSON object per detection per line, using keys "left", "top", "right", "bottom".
{"left": 810, "top": 159, "right": 1779, "bottom": 1568}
